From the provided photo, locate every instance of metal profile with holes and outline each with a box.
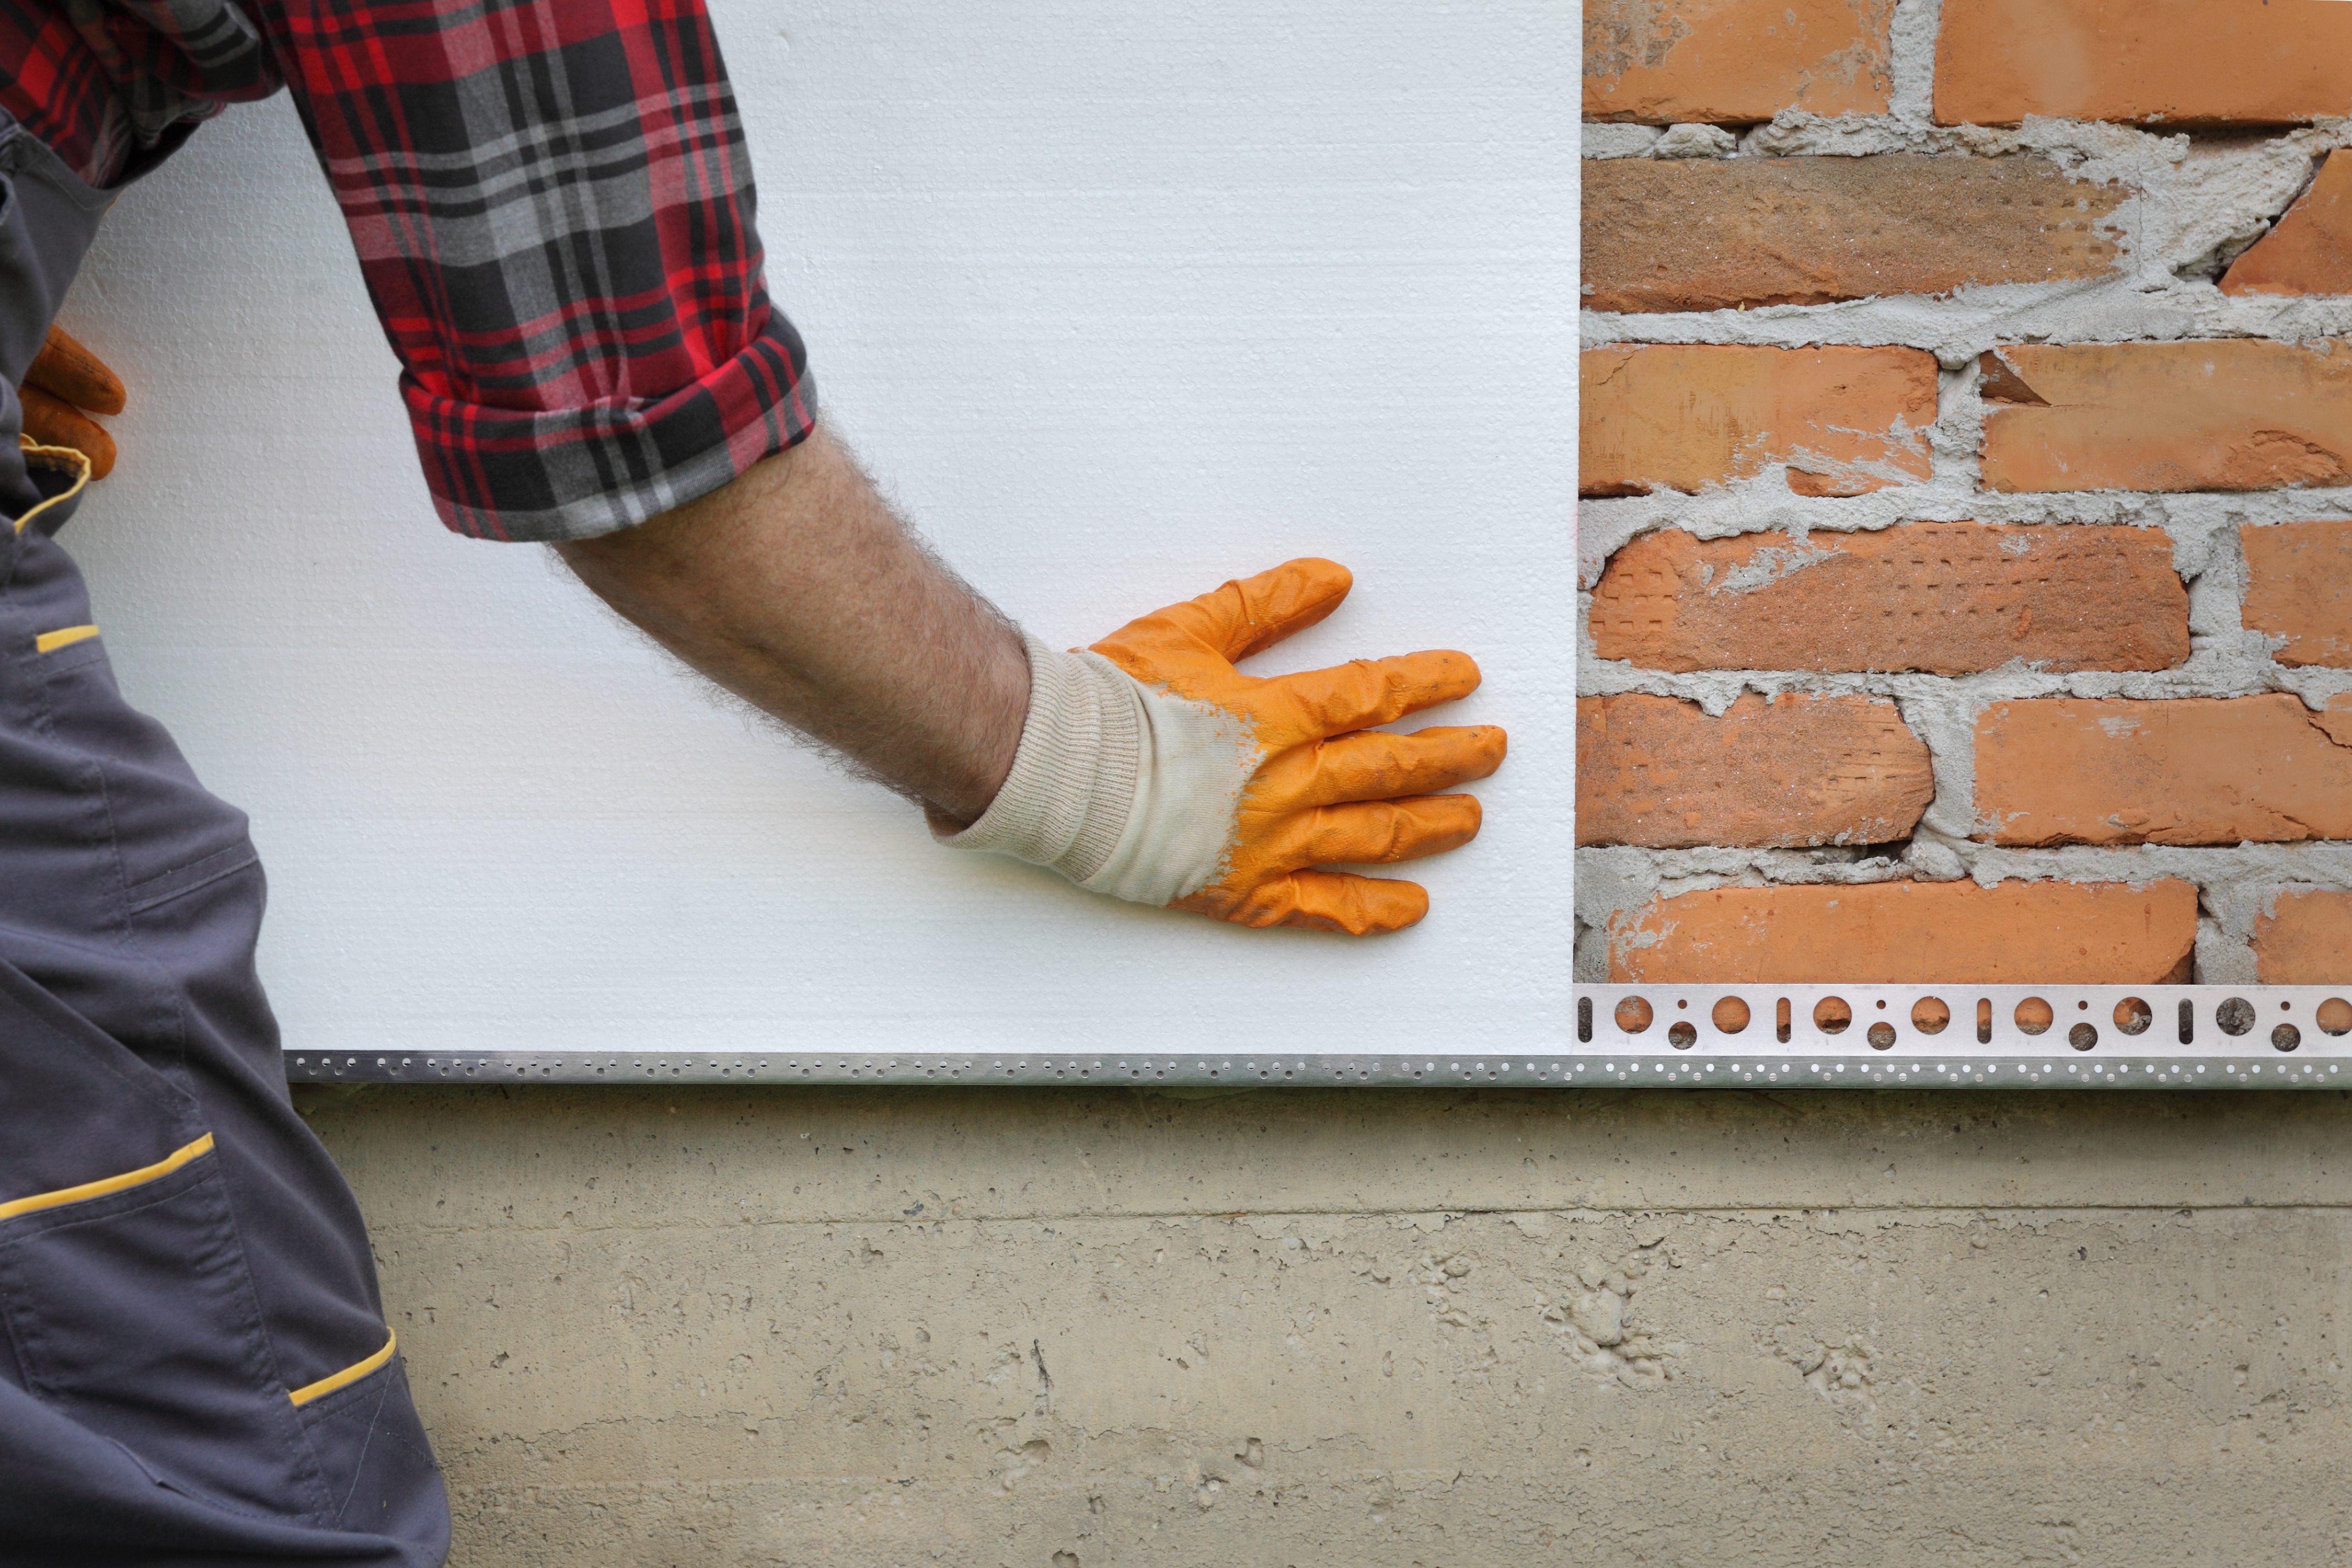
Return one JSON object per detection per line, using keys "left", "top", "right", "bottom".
{"left": 280, "top": 985, "right": 2352, "bottom": 1087}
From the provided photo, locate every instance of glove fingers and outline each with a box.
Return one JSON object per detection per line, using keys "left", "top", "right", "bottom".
{"left": 25, "top": 325, "right": 126, "bottom": 416}
{"left": 1099, "top": 558, "right": 1353, "bottom": 668}
{"left": 1274, "top": 650, "right": 1481, "bottom": 738}
{"left": 19, "top": 385, "right": 117, "bottom": 479}
{"left": 1270, "top": 871, "right": 1431, "bottom": 935}
{"left": 1282, "top": 724, "right": 1507, "bottom": 806}
{"left": 1294, "top": 793, "right": 1482, "bottom": 867}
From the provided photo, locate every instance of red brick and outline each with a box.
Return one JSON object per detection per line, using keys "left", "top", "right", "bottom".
{"left": 1979, "top": 340, "right": 2352, "bottom": 494}
{"left": 1588, "top": 522, "right": 2187, "bottom": 675}
{"left": 1583, "top": 156, "right": 2127, "bottom": 314}
{"left": 2255, "top": 891, "right": 2352, "bottom": 984}
{"left": 1577, "top": 693, "right": 1932, "bottom": 849}
{"left": 1934, "top": 0, "right": 2352, "bottom": 128}
{"left": 1585, "top": 0, "right": 1894, "bottom": 125}
{"left": 1581, "top": 345, "right": 1934, "bottom": 499}
{"left": 1609, "top": 879, "right": 2198, "bottom": 983}
{"left": 1975, "top": 695, "right": 2352, "bottom": 846}
{"left": 2242, "top": 522, "right": 2352, "bottom": 668}
{"left": 2221, "top": 151, "right": 2352, "bottom": 298}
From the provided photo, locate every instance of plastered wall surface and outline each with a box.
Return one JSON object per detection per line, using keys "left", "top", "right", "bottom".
{"left": 59, "top": 0, "right": 1571, "bottom": 1059}
{"left": 305, "top": 1084, "right": 2352, "bottom": 1564}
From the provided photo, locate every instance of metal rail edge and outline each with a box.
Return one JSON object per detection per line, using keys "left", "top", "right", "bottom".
{"left": 283, "top": 985, "right": 2352, "bottom": 1089}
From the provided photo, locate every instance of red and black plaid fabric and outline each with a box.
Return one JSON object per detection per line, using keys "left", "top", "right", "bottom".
{"left": 0, "top": 0, "right": 814, "bottom": 540}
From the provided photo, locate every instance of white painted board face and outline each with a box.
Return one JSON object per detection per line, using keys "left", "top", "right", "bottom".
{"left": 60, "top": 0, "right": 1572, "bottom": 1059}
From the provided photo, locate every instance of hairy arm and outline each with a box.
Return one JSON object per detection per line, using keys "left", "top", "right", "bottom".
{"left": 554, "top": 427, "right": 1031, "bottom": 826}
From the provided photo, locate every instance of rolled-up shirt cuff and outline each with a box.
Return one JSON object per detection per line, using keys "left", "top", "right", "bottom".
{"left": 407, "top": 305, "right": 817, "bottom": 544}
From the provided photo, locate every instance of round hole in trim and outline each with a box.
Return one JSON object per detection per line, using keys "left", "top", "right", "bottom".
{"left": 2217, "top": 998, "right": 2257, "bottom": 1037}
{"left": 1866, "top": 1022, "right": 1896, "bottom": 1049}
{"left": 2069, "top": 1022, "right": 2097, "bottom": 1051}
{"left": 2113, "top": 996, "right": 2152, "bottom": 1036}
{"left": 2273, "top": 1023, "right": 2301, "bottom": 1053}
{"left": 2015, "top": 998, "right": 2054, "bottom": 1036}
{"left": 1814, "top": 997, "right": 1852, "bottom": 1035}
{"left": 2318, "top": 998, "right": 2352, "bottom": 1037}
{"left": 1615, "top": 997, "right": 1654, "bottom": 1034}
{"left": 1712, "top": 997, "right": 1750, "bottom": 1035}
{"left": 1668, "top": 1022, "right": 1697, "bottom": 1049}
{"left": 1911, "top": 997, "right": 1951, "bottom": 1035}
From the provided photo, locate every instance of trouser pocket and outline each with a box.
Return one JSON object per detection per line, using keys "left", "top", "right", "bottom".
{"left": 0, "top": 1137, "right": 337, "bottom": 1519}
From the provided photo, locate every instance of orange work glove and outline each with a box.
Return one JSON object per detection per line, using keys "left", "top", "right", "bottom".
{"left": 17, "top": 324, "right": 124, "bottom": 479}
{"left": 936, "top": 558, "right": 1505, "bottom": 935}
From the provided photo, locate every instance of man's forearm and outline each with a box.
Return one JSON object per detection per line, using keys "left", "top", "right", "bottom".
{"left": 554, "top": 427, "right": 1030, "bottom": 825}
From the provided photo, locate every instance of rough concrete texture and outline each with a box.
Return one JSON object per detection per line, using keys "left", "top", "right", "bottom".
{"left": 2241, "top": 521, "right": 2352, "bottom": 667}
{"left": 2256, "top": 889, "right": 2352, "bottom": 983}
{"left": 1581, "top": 344, "right": 1936, "bottom": 498}
{"left": 1583, "top": 155, "right": 2127, "bottom": 313}
{"left": 1932, "top": 0, "right": 2352, "bottom": 128}
{"left": 1577, "top": 693, "right": 1933, "bottom": 848}
{"left": 1577, "top": 0, "right": 2352, "bottom": 984}
{"left": 1607, "top": 877, "right": 2198, "bottom": 982}
{"left": 1980, "top": 340, "right": 2352, "bottom": 494}
{"left": 2223, "top": 150, "right": 2352, "bottom": 298}
{"left": 1976, "top": 694, "right": 2352, "bottom": 847}
{"left": 1589, "top": 522, "right": 2189, "bottom": 675}
{"left": 304, "top": 1083, "right": 2352, "bottom": 1564}
{"left": 1584, "top": 0, "right": 1895, "bottom": 125}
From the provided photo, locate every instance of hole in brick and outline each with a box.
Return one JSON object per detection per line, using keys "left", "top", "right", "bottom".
{"left": 2179, "top": 1000, "right": 2196, "bottom": 1044}
{"left": 2078, "top": 999, "right": 2090, "bottom": 1010}
{"left": 1911, "top": 997, "right": 1950, "bottom": 1035}
{"left": 2217, "top": 998, "right": 2257, "bottom": 1037}
{"left": 1875, "top": 999, "right": 1887, "bottom": 1010}
{"left": 1712, "top": 997, "right": 1749, "bottom": 1035}
{"left": 2273, "top": 1023, "right": 2302, "bottom": 1053}
{"left": 1815, "top": 997, "right": 1852, "bottom": 1035}
{"left": 1866, "top": 1022, "right": 1896, "bottom": 1050}
{"left": 1777, "top": 998, "right": 1792, "bottom": 1044}
{"left": 2015, "top": 998, "right": 2054, "bottom": 1036}
{"left": 1977, "top": 999, "right": 1992, "bottom": 1045}
{"left": 1677, "top": 998, "right": 1688, "bottom": 1010}
{"left": 2113, "top": 997, "right": 2152, "bottom": 1036}
{"left": 1669, "top": 1022, "right": 1697, "bottom": 1049}
{"left": 2319, "top": 998, "right": 2352, "bottom": 1037}
{"left": 1616, "top": 997, "right": 1654, "bottom": 1034}
{"left": 2069, "top": 1023, "right": 2097, "bottom": 1051}
{"left": 1578, "top": 996, "right": 1593, "bottom": 1044}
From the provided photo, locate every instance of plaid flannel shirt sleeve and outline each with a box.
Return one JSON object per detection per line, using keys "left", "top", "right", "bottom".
{"left": 251, "top": 0, "right": 815, "bottom": 541}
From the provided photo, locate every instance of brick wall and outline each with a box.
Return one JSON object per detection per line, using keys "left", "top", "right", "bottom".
{"left": 1579, "top": 0, "right": 2352, "bottom": 986}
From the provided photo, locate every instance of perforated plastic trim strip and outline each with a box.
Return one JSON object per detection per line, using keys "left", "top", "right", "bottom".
{"left": 281, "top": 985, "right": 2352, "bottom": 1088}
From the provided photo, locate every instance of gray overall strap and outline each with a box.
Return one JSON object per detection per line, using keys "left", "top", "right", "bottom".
{"left": 0, "top": 110, "right": 112, "bottom": 529}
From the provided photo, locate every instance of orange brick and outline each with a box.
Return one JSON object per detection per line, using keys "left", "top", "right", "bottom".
{"left": 1975, "top": 695, "right": 2352, "bottom": 846}
{"left": 1585, "top": 0, "right": 1894, "bottom": 125}
{"left": 1588, "top": 522, "right": 2187, "bottom": 675}
{"left": 1979, "top": 340, "right": 2352, "bottom": 494}
{"left": 2255, "top": 890, "right": 2352, "bottom": 984}
{"left": 1577, "top": 693, "right": 1932, "bottom": 849}
{"left": 2242, "top": 522, "right": 2352, "bottom": 668}
{"left": 1609, "top": 879, "right": 2198, "bottom": 983}
{"left": 1934, "top": 0, "right": 2352, "bottom": 128}
{"left": 2221, "top": 151, "right": 2352, "bottom": 298}
{"left": 1584, "top": 157, "right": 2127, "bottom": 314}
{"left": 1581, "top": 345, "right": 1934, "bottom": 499}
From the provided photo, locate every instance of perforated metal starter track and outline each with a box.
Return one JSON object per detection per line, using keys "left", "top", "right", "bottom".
{"left": 282, "top": 986, "right": 2352, "bottom": 1088}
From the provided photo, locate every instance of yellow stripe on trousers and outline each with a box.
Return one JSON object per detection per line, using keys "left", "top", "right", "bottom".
{"left": 34, "top": 624, "right": 98, "bottom": 653}
{"left": 0, "top": 1133, "right": 217, "bottom": 1223}
{"left": 289, "top": 1332, "right": 398, "bottom": 1406}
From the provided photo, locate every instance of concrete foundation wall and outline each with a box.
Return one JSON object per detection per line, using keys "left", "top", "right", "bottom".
{"left": 304, "top": 1086, "right": 2352, "bottom": 1564}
